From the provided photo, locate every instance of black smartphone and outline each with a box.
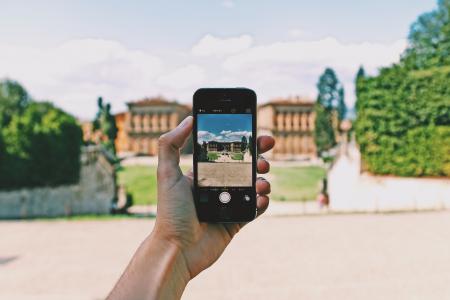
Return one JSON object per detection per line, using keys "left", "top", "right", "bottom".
{"left": 193, "top": 88, "right": 257, "bottom": 223}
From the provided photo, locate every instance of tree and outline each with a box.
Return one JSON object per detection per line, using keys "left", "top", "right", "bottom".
{"left": 317, "top": 68, "right": 346, "bottom": 118}
{"left": 0, "top": 102, "right": 82, "bottom": 188}
{"left": 404, "top": 0, "right": 450, "bottom": 69}
{"left": 241, "top": 136, "right": 248, "bottom": 151}
{"left": 0, "top": 80, "right": 30, "bottom": 127}
{"left": 314, "top": 103, "right": 336, "bottom": 156}
{"left": 248, "top": 135, "right": 253, "bottom": 156}
{"left": 93, "top": 97, "right": 118, "bottom": 154}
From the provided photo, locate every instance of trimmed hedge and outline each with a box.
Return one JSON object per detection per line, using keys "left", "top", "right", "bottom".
{"left": 0, "top": 102, "right": 83, "bottom": 189}
{"left": 355, "top": 66, "right": 450, "bottom": 177}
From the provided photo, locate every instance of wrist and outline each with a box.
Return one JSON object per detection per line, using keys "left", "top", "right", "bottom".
{"left": 145, "top": 230, "right": 191, "bottom": 291}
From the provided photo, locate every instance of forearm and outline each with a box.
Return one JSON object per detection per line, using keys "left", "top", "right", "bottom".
{"left": 107, "top": 232, "right": 190, "bottom": 300}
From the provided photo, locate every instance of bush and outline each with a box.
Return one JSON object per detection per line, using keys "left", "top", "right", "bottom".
{"left": 355, "top": 66, "right": 450, "bottom": 177}
{"left": 0, "top": 102, "right": 83, "bottom": 189}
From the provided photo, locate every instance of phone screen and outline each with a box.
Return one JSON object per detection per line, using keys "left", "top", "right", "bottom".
{"left": 193, "top": 88, "right": 257, "bottom": 222}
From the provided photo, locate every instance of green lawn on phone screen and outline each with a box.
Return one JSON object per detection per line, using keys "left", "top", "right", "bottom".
{"left": 118, "top": 165, "right": 325, "bottom": 205}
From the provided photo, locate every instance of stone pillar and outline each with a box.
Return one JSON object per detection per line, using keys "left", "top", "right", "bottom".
{"left": 151, "top": 114, "right": 159, "bottom": 132}
{"left": 134, "top": 115, "right": 142, "bottom": 133}
{"left": 285, "top": 113, "right": 292, "bottom": 132}
{"left": 277, "top": 135, "right": 285, "bottom": 154}
{"left": 293, "top": 135, "right": 300, "bottom": 154}
{"left": 125, "top": 112, "right": 132, "bottom": 132}
{"left": 160, "top": 113, "right": 168, "bottom": 132}
{"left": 169, "top": 112, "right": 178, "bottom": 129}
{"left": 143, "top": 114, "right": 150, "bottom": 132}
{"left": 309, "top": 112, "right": 315, "bottom": 131}
{"left": 276, "top": 113, "right": 283, "bottom": 131}
{"left": 301, "top": 113, "right": 307, "bottom": 131}
{"left": 293, "top": 113, "right": 300, "bottom": 131}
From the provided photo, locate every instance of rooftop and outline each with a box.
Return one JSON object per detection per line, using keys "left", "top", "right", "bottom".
{"left": 259, "top": 96, "right": 315, "bottom": 108}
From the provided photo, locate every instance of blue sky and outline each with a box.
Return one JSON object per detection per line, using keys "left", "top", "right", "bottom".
{"left": 198, "top": 114, "right": 252, "bottom": 143}
{"left": 0, "top": 0, "right": 437, "bottom": 119}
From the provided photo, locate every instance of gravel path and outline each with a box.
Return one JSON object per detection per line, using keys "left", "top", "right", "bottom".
{"left": 1, "top": 212, "right": 450, "bottom": 299}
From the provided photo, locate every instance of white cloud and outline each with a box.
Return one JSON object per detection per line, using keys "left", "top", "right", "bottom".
{"left": 192, "top": 34, "right": 253, "bottom": 57}
{"left": 288, "top": 28, "right": 307, "bottom": 39}
{"left": 221, "top": 0, "right": 235, "bottom": 8}
{"left": 0, "top": 38, "right": 164, "bottom": 118}
{"left": 157, "top": 64, "right": 205, "bottom": 89}
{"left": 198, "top": 130, "right": 216, "bottom": 142}
{"left": 220, "top": 130, "right": 232, "bottom": 135}
{"left": 223, "top": 37, "right": 407, "bottom": 72}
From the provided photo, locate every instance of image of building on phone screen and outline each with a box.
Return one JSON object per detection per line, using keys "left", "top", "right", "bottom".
{"left": 197, "top": 114, "right": 252, "bottom": 187}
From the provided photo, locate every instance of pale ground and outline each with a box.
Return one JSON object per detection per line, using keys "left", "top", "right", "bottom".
{"left": 198, "top": 162, "right": 252, "bottom": 187}
{"left": 1, "top": 211, "right": 450, "bottom": 300}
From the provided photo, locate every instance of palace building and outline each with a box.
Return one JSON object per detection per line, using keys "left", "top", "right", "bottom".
{"left": 100, "top": 95, "right": 336, "bottom": 159}
{"left": 258, "top": 97, "right": 318, "bottom": 159}
{"left": 205, "top": 141, "right": 243, "bottom": 153}
{"left": 114, "top": 97, "right": 191, "bottom": 155}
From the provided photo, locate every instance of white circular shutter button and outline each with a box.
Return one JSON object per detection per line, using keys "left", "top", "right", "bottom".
{"left": 219, "top": 192, "right": 231, "bottom": 204}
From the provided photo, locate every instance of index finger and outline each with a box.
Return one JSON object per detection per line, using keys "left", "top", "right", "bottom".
{"left": 257, "top": 136, "right": 275, "bottom": 154}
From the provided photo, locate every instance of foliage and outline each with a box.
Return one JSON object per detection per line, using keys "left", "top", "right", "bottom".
{"left": 316, "top": 67, "right": 346, "bottom": 121}
{"left": 314, "top": 103, "right": 336, "bottom": 156}
{"left": 241, "top": 136, "right": 248, "bottom": 151}
{"left": 0, "top": 101, "right": 83, "bottom": 188}
{"left": 355, "top": 63, "right": 450, "bottom": 176}
{"left": 404, "top": 0, "right": 450, "bottom": 69}
{"left": 248, "top": 135, "right": 253, "bottom": 156}
{"left": 93, "top": 97, "right": 118, "bottom": 154}
{"left": 197, "top": 142, "right": 209, "bottom": 162}
{"left": 0, "top": 80, "right": 30, "bottom": 127}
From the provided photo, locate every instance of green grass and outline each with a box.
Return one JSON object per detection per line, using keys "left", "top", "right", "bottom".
{"left": 231, "top": 153, "right": 244, "bottom": 160}
{"left": 117, "top": 165, "right": 191, "bottom": 205}
{"left": 270, "top": 166, "right": 326, "bottom": 202}
{"left": 207, "top": 152, "right": 219, "bottom": 161}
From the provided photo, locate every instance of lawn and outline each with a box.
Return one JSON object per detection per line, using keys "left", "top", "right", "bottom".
{"left": 207, "top": 152, "right": 219, "bottom": 161}
{"left": 117, "top": 165, "right": 190, "bottom": 205}
{"left": 118, "top": 165, "right": 326, "bottom": 205}
{"left": 231, "top": 153, "right": 244, "bottom": 160}
{"left": 270, "top": 166, "right": 326, "bottom": 201}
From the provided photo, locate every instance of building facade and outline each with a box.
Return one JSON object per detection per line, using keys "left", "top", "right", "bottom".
{"left": 258, "top": 97, "right": 317, "bottom": 159}
{"left": 206, "top": 141, "right": 243, "bottom": 152}
{"left": 115, "top": 97, "right": 191, "bottom": 156}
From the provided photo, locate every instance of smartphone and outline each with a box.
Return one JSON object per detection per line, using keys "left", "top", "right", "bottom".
{"left": 193, "top": 88, "right": 257, "bottom": 223}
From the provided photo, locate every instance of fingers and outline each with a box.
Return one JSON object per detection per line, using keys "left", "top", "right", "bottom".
{"left": 257, "top": 156, "right": 270, "bottom": 174}
{"left": 256, "top": 177, "right": 271, "bottom": 195}
{"left": 158, "top": 116, "right": 193, "bottom": 178}
{"left": 257, "top": 136, "right": 275, "bottom": 155}
{"left": 256, "top": 195, "right": 269, "bottom": 217}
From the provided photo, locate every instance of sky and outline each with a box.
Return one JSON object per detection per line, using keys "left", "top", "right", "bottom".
{"left": 0, "top": 0, "right": 438, "bottom": 119}
{"left": 198, "top": 114, "right": 252, "bottom": 143}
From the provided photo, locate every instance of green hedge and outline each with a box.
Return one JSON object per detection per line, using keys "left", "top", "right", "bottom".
{"left": 0, "top": 102, "right": 83, "bottom": 189}
{"left": 355, "top": 66, "right": 450, "bottom": 177}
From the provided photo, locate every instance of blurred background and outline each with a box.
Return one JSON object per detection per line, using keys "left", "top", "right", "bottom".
{"left": 0, "top": 0, "right": 449, "bottom": 299}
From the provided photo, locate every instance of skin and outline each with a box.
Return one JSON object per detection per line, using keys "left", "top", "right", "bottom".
{"left": 108, "top": 116, "right": 275, "bottom": 300}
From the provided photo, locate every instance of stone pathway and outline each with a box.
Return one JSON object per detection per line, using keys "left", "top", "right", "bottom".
{"left": 2, "top": 211, "right": 450, "bottom": 299}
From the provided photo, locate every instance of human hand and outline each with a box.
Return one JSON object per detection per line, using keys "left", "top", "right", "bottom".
{"left": 154, "top": 116, "right": 275, "bottom": 280}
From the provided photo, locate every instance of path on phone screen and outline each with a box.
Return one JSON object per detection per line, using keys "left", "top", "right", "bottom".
{"left": 1, "top": 211, "right": 450, "bottom": 299}
{"left": 198, "top": 161, "right": 252, "bottom": 186}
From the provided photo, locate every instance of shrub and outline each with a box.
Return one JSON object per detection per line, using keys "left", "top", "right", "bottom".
{"left": 0, "top": 102, "right": 83, "bottom": 189}
{"left": 355, "top": 66, "right": 450, "bottom": 177}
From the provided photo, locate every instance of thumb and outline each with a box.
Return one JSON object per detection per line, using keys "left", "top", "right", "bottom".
{"left": 157, "top": 116, "right": 193, "bottom": 180}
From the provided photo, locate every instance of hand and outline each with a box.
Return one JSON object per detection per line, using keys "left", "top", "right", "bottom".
{"left": 108, "top": 116, "right": 275, "bottom": 300}
{"left": 154, "top": 116, "right": 275, "bottom": 279}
